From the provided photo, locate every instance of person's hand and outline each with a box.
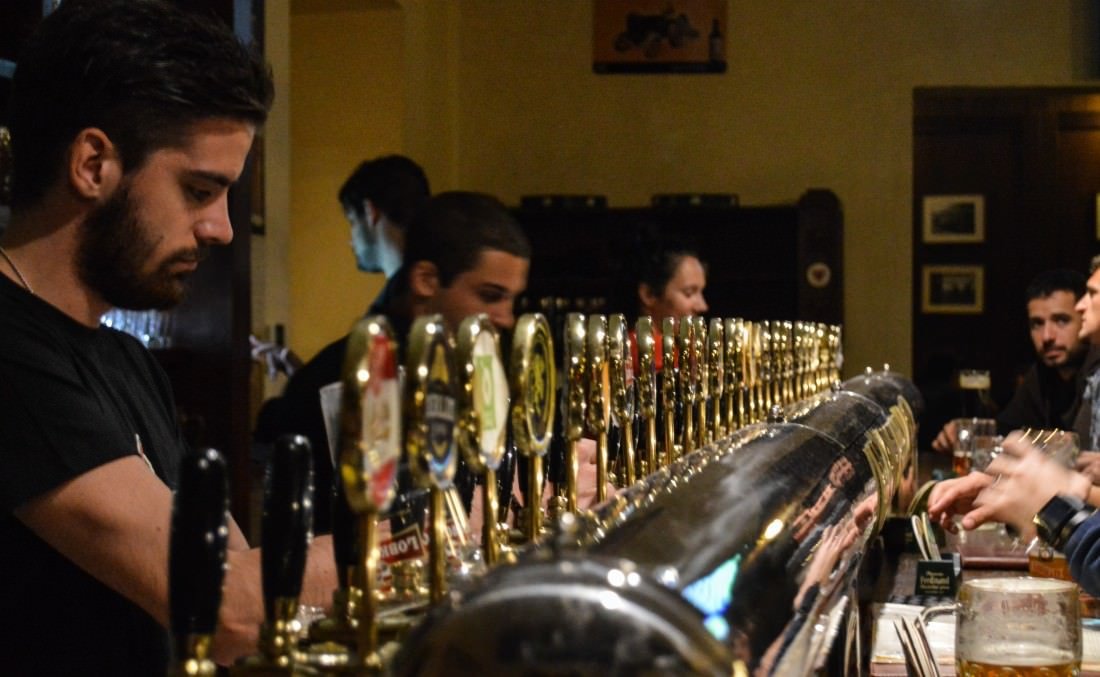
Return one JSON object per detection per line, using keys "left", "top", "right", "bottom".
{"left": 963, "top": 433, "right": 1092, "bottom": 536}
{"left": 931, "top": 420, "right": 958, "bottom": 454}
{"left": 926, "top": 472, "right": 994, "bottom": 531}
{"left": 1077, "top": 451, "right": 1100, "bottom": 485}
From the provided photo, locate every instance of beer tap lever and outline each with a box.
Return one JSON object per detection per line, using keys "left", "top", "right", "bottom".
{"left": 168, "top": 448, "right": 230, "bottom": 677}
{"left": 233, "top": 435, "right": 315, "bottom": 674}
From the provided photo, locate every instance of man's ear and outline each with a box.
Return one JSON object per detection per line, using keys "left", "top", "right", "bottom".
{"left": 362, "top": 199, "right": 380, "bottom": 228}
{"left": 68, "top": 128, "right": 121, "bottom": 200}
{"left": 409, "top": 261, "right": 441, "bottom": 300}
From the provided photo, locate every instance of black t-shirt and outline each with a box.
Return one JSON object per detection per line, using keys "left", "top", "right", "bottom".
{"left": 0, "top": 274, "right": 185, "bottom": 675}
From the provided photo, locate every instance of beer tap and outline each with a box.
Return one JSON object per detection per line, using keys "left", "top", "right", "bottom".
{"left": 829, "top": 324, "right": 843, "bottom": 383}
{"left": 454, "top": 315, "right": 510, "bottom": 567}
{"left": 693, "top": 316, "right": 708, "bottom": 450}
{"left": 510, "top": 314, "right": 556, "bottom": 543}
{"left": 233, "top": 435, "right": 315, "bottom": 675}
{"left": 560, "top": 313, "right": 587, "bottom": 515}
{"left": 745, "top": 321, "right": 762, "bottom": 424}
{"left": 305, "top": 316, "right": 402, "bottom": 673}
{"left": 168, "top": 448, "right": 230, "bottom": 677}
{"left": 635, "top": 317, "right": 659, "bottom": 478}
{"left": 586, "top": 314, "right": 611, "bottom": 503}
{"left": 607, "top": 314, "right": 636, "bottom": 487}
{"left": 722, "top": 318, "right": 742, "bottom": 433}
{"left": 405, "top": 315, "right": 457, "bottom": 606}
{"left": 761, "top": 320, "right": 777, "bottom": 411}
{"left": 304, "top": 478, "right": 359, "bottom": 660}
{"left": 660, "top": 317, "right": 678, "bottom": 468}
{"left": 783, "top": 320, "right": 796, "bottom": 405}
{"left": 677, "top": 316, "right": 695, "bottom": 457}
{"left": 707, "top": 318, "right": 725, "bottom": 442}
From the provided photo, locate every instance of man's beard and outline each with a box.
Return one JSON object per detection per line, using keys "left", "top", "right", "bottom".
{"left": 77, "top": 183, "right": 205, "bottom": 310}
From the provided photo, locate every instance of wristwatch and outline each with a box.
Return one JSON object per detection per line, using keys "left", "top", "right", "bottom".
{"left": 1034, "top": 494, "right": 1095, "bottom": 551}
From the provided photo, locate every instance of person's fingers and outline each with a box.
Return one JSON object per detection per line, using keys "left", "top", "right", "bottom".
{"left": 996, "top": 433, "right": 1036, "bottom": 460}
{"left": 984, "top": 454, "right": 1019, "bottom": 476}
{"left": 960, "top": 503, "right": 998, "bottom": 530}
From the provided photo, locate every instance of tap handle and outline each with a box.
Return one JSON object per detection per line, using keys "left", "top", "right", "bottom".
{"left": 262, "top": 434, "right": 315, "bottom": 617}
{"left": 168, "top": 447, "right": 229, "bottom": 640}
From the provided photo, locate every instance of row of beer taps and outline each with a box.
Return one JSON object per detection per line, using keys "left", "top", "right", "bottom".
{"left": 166, "top": 312, "right": 843, "bottom": 675}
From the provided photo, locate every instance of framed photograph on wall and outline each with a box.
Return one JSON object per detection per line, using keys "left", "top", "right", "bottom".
{"left": 593, "top": 0, "right": 727, "bottom": 74}
{"left": 922, "top": 265, "right": 984, "bottom": 314}
{"left": 922, "top": 194, "right": 985, "bottom": 243}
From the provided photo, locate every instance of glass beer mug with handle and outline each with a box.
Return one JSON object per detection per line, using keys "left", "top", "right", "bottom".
{"left": 921, "top": 577, "right": 1081, "bottom": 676}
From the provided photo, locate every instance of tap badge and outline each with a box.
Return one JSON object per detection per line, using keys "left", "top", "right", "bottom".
{"left": 425, "top": 340, "right": 456, "bottom": 483}
{"left": 472, "top": 330, "right": 509, "bottom": 469}
{"left": 527, "top": 338, "right": 551, "bottom": 440}
{"left": 360, "top": 332, "right": 400, "bottom": 511}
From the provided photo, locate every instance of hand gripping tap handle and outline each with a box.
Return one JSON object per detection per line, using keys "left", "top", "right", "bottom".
{"left": 168, "top": 447, "right": 230, "bottom": 677}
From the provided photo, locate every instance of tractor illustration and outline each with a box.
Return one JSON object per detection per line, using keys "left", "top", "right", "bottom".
{"left": 613, "top": 7, "right": 701, "bottom": 59}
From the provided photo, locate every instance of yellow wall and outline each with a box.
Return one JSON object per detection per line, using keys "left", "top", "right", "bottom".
{"left": 288, "top": 0, "right": 405, "bottom": 360}
{"left": 274, "top": 1, "right": 1093, "bottom": 375}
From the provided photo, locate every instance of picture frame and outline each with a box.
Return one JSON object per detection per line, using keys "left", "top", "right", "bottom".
{"left": 593, "top": 0, "right": 727, "bottom": 74}
{"left": 921, "top": 194, "right": 984, "bottom": 243}
{"left": 921, "top": 265, "right": 984, "bottom": 314}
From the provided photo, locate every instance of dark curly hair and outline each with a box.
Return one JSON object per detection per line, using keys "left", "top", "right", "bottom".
{"left": 9, "top": 0, "right": 274, "bottom": 210}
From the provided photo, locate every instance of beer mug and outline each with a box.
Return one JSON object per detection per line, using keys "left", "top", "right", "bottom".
{"left": 922, "top": 577, "right": 1081, "bottom": 675}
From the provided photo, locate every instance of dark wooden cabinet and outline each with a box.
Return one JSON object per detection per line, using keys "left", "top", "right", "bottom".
{"left": 514, "top": 189, "right": 844, "bottom": 327}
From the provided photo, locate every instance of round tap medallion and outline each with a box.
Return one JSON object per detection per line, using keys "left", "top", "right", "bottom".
{"left": 456, "top": 315, "right": 510, "bottom": 472}
{"left": 339, "top": 316, "right": 401, "bottom": 513}
{"left": 406, "top": 316, "right": 457, "bottom": 489}
{"left": 511, "top": 314, "right": 556, "bottom": 457}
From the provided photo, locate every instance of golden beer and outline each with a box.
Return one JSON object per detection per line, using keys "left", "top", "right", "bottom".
{"left": 957, "top": 658, "right": 1078, "bottom": 676}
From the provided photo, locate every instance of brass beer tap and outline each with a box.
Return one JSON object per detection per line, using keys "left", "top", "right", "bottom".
{"left": 586, "top": 314, "right": 611, "bottom": 503}
{"left": 510, "top": 314, "right": 557, "bottom": 543}
{"left": 405, "top": 315, "right": 458, "bottom": 606}
{"left": 635, "top": 317, "right": 659, "bottom": 478}
{"left": 607, "top": 314, "right": 636, "bottom": 487}
{"left": 454, "top": 315, "right": 510, "bottom": 567}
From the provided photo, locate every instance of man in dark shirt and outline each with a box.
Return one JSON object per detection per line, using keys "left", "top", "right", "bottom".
{"left": 933, "top": 269, "right": 1088, "bottom": 452}
{"left": 258, "top": 191, "right": 531, "bottom": 532}
{"left": 255, "top": 155, "right": 429, "bottom": 530}
{"left": 0, "top": 1, "right": 335, "bottom": 672}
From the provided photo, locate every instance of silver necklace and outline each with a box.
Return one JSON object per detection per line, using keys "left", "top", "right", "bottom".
{"left": 0, "top": 246, "right": 33, "bottom": 294}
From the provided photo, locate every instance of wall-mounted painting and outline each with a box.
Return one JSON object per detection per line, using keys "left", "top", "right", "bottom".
{"left": 922, "top": 264, "right": 984, "bottom": 314}
{"left": 593, "top": 0, "right": 727, "bottom": 74}
{"left": 921, "top": 194, "right": 984, "bottom": 243}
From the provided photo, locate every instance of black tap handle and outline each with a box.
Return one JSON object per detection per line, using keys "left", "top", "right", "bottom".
{"left": 261, "top": 434, "right": 315, "bottom": 617}
{"left": 330, "top": 466, "right": 358, "bottom": 589}
{"left": 168, "top": 447, "right": 230, "bottom": 638}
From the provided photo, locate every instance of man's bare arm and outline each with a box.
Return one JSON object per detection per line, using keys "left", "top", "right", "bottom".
{"left": 14, "top": 455, "right": 336, "bottom": 665}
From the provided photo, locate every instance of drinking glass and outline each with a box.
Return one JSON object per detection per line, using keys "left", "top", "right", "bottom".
{"left": 953, "top": 417, "right": 997, "bottom": 474}
{"left": 923, "top": 577, "right": 1081, "bottom": 675}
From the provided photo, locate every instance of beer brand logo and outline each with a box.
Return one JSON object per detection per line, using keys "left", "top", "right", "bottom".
{"left": 472, "top": 330, "right": 508, "bottom": 467}
{"left": 527, "top": 341, "right": 550, "bottom": 437}
{"left": 426, "top": 340, "right": 456, "bottom": 476}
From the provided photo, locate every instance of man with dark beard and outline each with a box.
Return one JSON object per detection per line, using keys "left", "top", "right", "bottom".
{"left": 0, "top": 1, "right": 335, "bottom": 673}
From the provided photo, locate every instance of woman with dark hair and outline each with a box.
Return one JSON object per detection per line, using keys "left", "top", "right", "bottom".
{"left": 636, "top": 246, "right": 709, "bottom": 321}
